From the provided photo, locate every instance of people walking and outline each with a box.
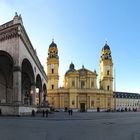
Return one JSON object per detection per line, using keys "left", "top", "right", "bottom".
{"left": 68, "top": 109, "right": 71, "bottom": 115}
{"left": 45, "top": 109, "right": 48, "bottom": 117}
{"left": 68, "top": 109, "right": 73, "bottom": 115}
{"left": 70, "top": 109, "right": 73, "bottom": 115}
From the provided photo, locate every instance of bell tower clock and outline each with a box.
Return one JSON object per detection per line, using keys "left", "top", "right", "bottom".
{"left": 100, "top": 42, "right": 113, "bottom": 91}
{"left": 47, "top": 40, "right": 59, "bottom": 91}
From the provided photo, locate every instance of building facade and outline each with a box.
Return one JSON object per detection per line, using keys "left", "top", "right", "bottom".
{"left": 0, "top": 13, "right": 47, "bottom": 115}
{"left": 47, "top": 40, "right": 113, "bottom": 112}
{"left": 113, "top": 92, "right": 140, "bottom": 111}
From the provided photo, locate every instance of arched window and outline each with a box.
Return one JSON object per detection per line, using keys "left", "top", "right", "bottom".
{"left": 81, "top": 81, "right": 85, "bottom": 89}
{"left": 52, "top": 69, "right": 54, "bottom": 74}
{"left": 107, "top": 70, "right": 109, "bottom": 75}
{"left": 107, "top": 85, "right": 110, "bottom": 90}
{"left": 91, "top": 81, "right": 94, "bottom": 88}
{"left": 71, "top": 81, "right": 75, "bottom": 88}
{"left": 52, "top": 84, "right": 54, "bottom": 89}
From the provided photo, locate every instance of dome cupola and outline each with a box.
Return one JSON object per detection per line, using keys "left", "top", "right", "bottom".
{"left": 69, "top": 62, "right": 75, "bottom": 70}
{"left": 48, "top": 39, "right": 58, "bottom": 59}
{"left": 49, "top": 39, "right": 57, "bottom": 48}
{"left": 101, "top": 41, "right": 112, "bottom": 60}
{"left": 102, "top": 41, "right": 110, "bottom": 50}
{"left": 65, "top": 62, "right": 75, "bottom": 75}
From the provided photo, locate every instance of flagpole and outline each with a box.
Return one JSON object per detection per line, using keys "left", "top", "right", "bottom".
{"left": 114, "top": 67, "right": 116, "bottom": 110}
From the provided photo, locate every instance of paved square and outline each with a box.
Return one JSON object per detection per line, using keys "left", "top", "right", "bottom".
{"left": 0, "top": 112, "right": 140, "bottom": 140}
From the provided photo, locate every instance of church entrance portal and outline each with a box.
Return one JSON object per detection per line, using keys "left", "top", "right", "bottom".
{"left": 80, "top": 103, "right": 86, "bottom": 112}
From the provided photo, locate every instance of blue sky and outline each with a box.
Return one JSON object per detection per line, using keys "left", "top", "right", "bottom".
{"left": 0, "top": 0, "right": 140, "bottom": 93}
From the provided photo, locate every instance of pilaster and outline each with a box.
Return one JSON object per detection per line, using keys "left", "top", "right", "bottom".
{"left": 30, "top": 84, "right": 36, "bottom": 105}
{"left": 13, "top": 66, "right": 21, "bottom": 105}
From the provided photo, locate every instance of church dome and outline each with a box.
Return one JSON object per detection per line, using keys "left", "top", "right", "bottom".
{"left": 49, "top": 40, "right": 57, "bottom": 48}
{"left": 48, "top": 39, "right": 58, "bottom": 59}
{"left": 65, "top": 62, "right": 75, "bottom": 75}
{"left": 102, "top": 41, "right": 110, "bottom": 50}
{"left": 69, "top": 62, "right": 75, "bottom": 70}
{"left": 101, "top": 41, "right": 112, "bottom": 60}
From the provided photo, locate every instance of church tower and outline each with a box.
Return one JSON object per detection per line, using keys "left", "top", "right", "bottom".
{"left": 47, "top": 40, "right": 59, "bottom": 91}
{"left": 100, "top": 42, "right": 113, "bottom": 91}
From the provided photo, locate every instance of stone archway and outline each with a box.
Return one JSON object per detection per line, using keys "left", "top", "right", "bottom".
{"left": 0, "top": 51, "right": 13, "bottom": 104}
{"left": 21, "top": 58, "right": 34, "bottom": 105}
{"left": 36, "top": 74, "right": 42, "bottom": 106}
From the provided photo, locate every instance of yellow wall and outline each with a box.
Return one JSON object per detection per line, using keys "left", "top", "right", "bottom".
{"left": 47, "top": 42, "right": 113, "bottom": 111}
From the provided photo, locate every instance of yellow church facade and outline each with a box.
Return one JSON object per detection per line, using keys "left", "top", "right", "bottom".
{"left": 47, "top": 40, "right": 113, "bottom": 112}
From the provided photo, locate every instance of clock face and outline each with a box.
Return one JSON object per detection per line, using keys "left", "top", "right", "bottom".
{"left": 51, "top": 64, "right": 54, "bottom": 69}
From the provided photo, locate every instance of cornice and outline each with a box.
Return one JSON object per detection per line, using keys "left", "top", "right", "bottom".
{"left": 0, "top": 18, "right": 47, "bottom": 81}
{"left": 0, "top": 24, "right": 19, "bottom": 41}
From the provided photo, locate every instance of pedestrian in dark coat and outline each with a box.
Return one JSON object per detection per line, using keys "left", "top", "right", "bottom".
{"left": 31, "top": 109, "right": 35, "bottom": 117}
{"left": 70, "top": 109, "right": 73, "bottom": 115}
{"left": 68, "top": 109, "right": 71, "bottom": 115}
{"left": 42, "top": 110, "right": 45, "bottom": 117}
{"left": 45, "top": 109, "right": 48, "bottom": 117}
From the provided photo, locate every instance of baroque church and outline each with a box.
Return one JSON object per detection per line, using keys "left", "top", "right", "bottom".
{"left": 47, "top": 40, "right": 113, "bottom": 112}
{"left": 0, "top": 14, "right": 139, "bottom": 115}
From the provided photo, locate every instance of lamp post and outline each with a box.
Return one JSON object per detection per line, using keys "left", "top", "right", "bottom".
{"left": 113, "top": 68, "right": 116, "bottom": 111}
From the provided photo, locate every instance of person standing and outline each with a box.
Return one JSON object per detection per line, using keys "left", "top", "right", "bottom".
{"left": 31, "top": 109, "right": 35, "bottom": 117}
{"left": 70, "top": 109, "right": 73, "bottom": 115}
{"left": 42, "top": 110, "right": 45, "bottom": 117}
{"left": 68, "top": 109, "right": 71, "bottom": 115}
{"left": 45, "top": 109, "right": 48, "bottom": 117}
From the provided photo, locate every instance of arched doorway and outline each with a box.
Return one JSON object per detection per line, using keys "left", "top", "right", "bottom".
{"left": 0, "top": 51, "right": 13, "bottom": 104}
{"left": 21, "top": 59, "right": 34, "bottom": 105}
{"left": 36, "top": 74, "right": 42, "bottom": 106}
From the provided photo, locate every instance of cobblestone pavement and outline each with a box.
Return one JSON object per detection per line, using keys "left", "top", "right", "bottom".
{"left": 0, "top": 112, "right": 140, "bottom": 140}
